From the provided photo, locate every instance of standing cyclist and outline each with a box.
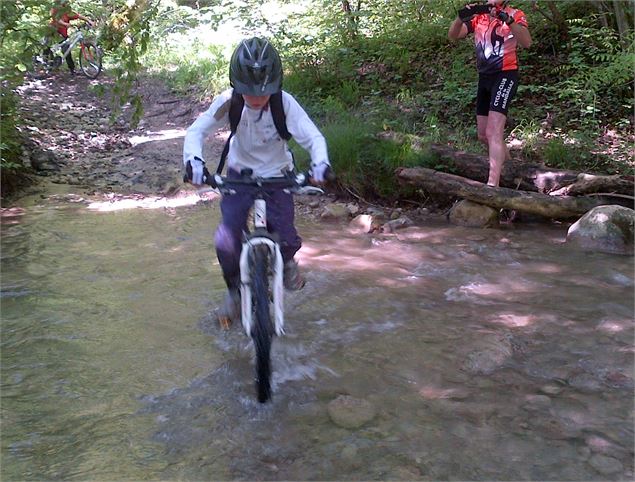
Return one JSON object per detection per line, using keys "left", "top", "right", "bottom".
{"left": 49, "top": 1, "right": 93, "bottom": 75}
{"left": 448, "top": 0, "right": 532, "bottom": 189}
{"left": 183, "top": 37, "right": 331, "bottom": 328}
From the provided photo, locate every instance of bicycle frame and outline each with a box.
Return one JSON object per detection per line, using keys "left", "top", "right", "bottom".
{"left": 239, "top": 198, "right": 285, "bottom": 337}
{"left": 47, "top": 29, "right": 84, "bottom": 61}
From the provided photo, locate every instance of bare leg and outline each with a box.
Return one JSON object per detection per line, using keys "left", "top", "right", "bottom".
{"left": 485, "top": 111, "right": 508, "bottom": 187}
{"left": 478, "top": 114, "right": 510, "bottom": 162}
{"left": 477, "top": 114, "right": 489, "bottom": 148}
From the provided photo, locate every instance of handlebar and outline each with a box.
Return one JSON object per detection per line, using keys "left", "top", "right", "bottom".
{"left": 183, "top": 165, "right": 336, "bottom": 191}
{"left": 211, "top": 169, "right": 310, "bottom": 193}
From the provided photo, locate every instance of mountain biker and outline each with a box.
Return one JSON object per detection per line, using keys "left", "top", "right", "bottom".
{"left": 182, "top": 37, "right": 331, "bottom": 328}
{"left": 49, "top": 1, "right": 93, "bottom": 75}
{"left": 448, "top": 1, "right": 531, "bottom": 191}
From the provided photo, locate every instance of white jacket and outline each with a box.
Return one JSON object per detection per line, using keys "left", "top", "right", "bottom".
{"left": 183, "top": 89, "right": 329, "bottom": 178}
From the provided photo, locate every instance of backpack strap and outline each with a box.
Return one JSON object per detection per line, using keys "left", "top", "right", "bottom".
{"left": 269, "top": 91, "right": 292, "bottom": 141}
{"left": 216, "top": 91, "right": 244, "bottom": 175}
{"left": 216, "top": 90, "right": 292, "bottom": 175}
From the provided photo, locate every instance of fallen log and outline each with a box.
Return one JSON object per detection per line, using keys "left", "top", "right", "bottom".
{"left": 428, "top": 144, "right": 633, "bottom": 195}
{"left": 396, "top": 167, "right": 609, "bottom": 219}
{"left": 548, "top": 173, "right": 635, "bottom": 197}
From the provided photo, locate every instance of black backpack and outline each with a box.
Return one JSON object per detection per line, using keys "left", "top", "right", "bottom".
{"left": 216, "top": 90, "right": 292, "bottom": 174}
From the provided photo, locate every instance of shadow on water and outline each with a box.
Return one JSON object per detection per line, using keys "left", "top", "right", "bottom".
{"left": 1, "top": 198, "right": 633, "bottom": 480}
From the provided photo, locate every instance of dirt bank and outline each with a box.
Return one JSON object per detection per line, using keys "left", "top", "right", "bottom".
{"left": 11, "top": 71, "right": 223, "bottom": 202}
{"left": 8, "top": 71, "right": 433, "bottom": 227}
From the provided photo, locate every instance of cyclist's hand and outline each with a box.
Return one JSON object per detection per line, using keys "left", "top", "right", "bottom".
{"left": 458, "top": 2, "right": 491, "bottom": 22}
{"left": 496, "top": 10, "right": 514, "bottom": 25}
{"left": 309, "top": 161, "right": 332, "bottom": 184}
{"left": 184, "top": 157, "right": 211, "bottom": 185}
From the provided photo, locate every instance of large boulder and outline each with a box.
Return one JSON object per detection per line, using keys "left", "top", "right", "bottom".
{"left": 31, "top": 150, "right": 62, "bottom": 172}
{"left": 566, "top": 205, "right": 634, "bottom": 255}
{"left": 448, "top": 199, "right": 498, "bottom": 228}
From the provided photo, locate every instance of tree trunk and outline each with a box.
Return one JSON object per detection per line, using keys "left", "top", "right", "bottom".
{"left": 612, "top": 0, "right": 630, "bottom": 45}
{"left": 396, "top": 167, "right": 614, "bottom": 220}
{"left": 429, "top": 144, "right": 579, "bottom": 192}
{"left": 545, "top": 1, "right": 569, "bottom": 38}
{"left": 429, "top": 144, "right": 634, "bottom": 196}
{"left": 595, "top": 1, "right": 611, "bottom": 28}
{"left": 341, "top": 0, "right": 359, "bottom": 38}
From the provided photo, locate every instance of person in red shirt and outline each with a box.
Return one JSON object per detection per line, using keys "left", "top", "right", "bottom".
{"left": 448, "top": 0, "right": 532, "bottom": 192}
{"left": 49, "top": 1, "right": 93, "bottom": 74}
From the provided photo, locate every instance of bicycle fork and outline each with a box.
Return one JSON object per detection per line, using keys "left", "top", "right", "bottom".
{"left": 239, "top": 198, "right": 285, "bottom": 337}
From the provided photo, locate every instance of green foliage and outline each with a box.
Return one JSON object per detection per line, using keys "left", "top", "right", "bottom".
{"left": 0, "top": 0, "right": 51, "bottom": 81}
{"left": 0, "top": 88, "right": 21, "bottom": 165}
{"left": 542, "top": 137, "right": 570, "bottom": 167}
{"left": 538, "top": 130, "right": 620, "bottom": 174}
{"left": 0, "top": 0, "right": 112, "bottom": 80}
{"left": 338, "top": 80, "right": 361, "bottom": 107}
{"left": 510, "top": 118, "right": 542, "bottom": 156}
{"left": 555, "top": 17, "right": 635, "bottom": 119}
{"left": 0, "top": 87, "right": 26, "bottom": 195}
{"left": 4, "top": 0, "right": 634, "bottom": 199}
{"left": 142, "top": 29, "right": 229, "bottom": 97}
{"left": 2, "top": 0, "right": 165, "bottom": 124}
{"left": 101, "top": 0, "right": 159, "bottom": 125}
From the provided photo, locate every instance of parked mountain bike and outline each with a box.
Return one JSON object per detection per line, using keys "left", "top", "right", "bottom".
{"left": 32, "top": 25, "right": 103, "bottom": 79}
{"left": 200, "top": 169, "right": 325, "bottom": 403}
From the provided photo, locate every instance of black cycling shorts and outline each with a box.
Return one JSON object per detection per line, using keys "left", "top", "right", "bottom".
{"left": 476, "top": 70, "right": 519, "bottom": 116}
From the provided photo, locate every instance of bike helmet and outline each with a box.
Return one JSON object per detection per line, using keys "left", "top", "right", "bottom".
{"left": 229, "top": 37, "right": 283, "bottom": 96}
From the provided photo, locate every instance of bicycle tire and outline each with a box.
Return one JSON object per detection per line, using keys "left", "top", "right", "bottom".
{"left": 251, "top": 245, "right": 273, "bottom": 403}
{"left": 31, "top": 57, "right": 49, "bottom": 79}
{"left": 79, "top": 41, "right": 102, "bottom": 79}
{"left": 31, "top": 50, "right": 56, "bottom": 79}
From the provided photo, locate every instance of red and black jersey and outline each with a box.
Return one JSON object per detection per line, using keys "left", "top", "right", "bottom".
{"left": 50, "top": 7, "right": 80, "bottom": 37}
{"left": 467, "top": 7, "right": 528, "bottom": 75}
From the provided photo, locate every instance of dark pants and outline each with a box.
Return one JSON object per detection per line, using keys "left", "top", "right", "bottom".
{"left": 214, "top": 171, "right": 301, "bottom": 289}
{"left": 60, "top": 35, "right": 75, "bottom": 72}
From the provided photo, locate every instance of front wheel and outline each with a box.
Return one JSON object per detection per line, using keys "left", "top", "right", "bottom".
{"left": 79, "top": 41, "right": 102, "bottom": 79}
{"left": 251, "top": 246, "right": 273, "bottom": 403}
{"left": 31, "top": 49, "right": 57, "bottom": 79}
{"left": 31, "top": 56, "right": 49, "bottom": 79}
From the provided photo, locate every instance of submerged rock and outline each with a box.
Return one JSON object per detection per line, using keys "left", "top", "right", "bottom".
{"left": 327, "top": 395, "right": 376, "bottom": 429}
{"left": 521, "top": 394, "right": 552, "bottom": 412}
{"left": 588, "top": 454, "right": 623, "bottom": 475}
{"left": 567, "top": 372, "right": 602, "bottom": 393}
{"left": 382, "top": 216, "right": 414, "bottom": 233}
{"left": 539, "top": 384, "right": 563, "bottom": 396}
{"left": 531, "top": 416, "right": 582, "bottom": 440}
{"left": 462, "top": 332, "right": 513, "bottom": 374}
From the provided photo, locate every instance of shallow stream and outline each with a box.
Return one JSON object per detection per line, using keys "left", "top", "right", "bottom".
{"left": 1, "top": 194, "right": 633, "bottom": 480}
